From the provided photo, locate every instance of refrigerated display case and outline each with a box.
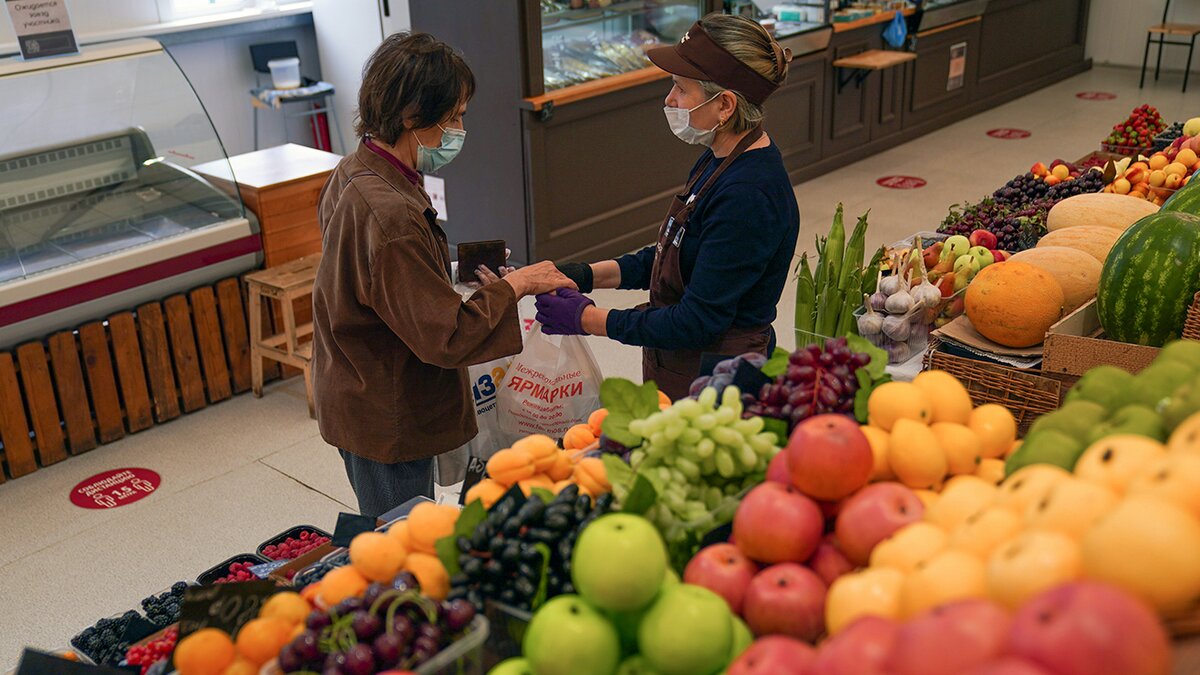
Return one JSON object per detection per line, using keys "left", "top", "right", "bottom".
{"left": 0, "top": 39, "right": 261, "bottom": 349}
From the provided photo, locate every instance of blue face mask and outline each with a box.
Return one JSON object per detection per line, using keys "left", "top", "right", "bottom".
{"left": 416, "top": 123, "right": 465, "bottom": 173}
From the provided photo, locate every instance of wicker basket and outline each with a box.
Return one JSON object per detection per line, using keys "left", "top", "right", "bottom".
{"left": 1184, "top": 292, "right": 1200, "bottom": 342}
{"left": 923, "top": 340, "right": 1063, "bottom": 435}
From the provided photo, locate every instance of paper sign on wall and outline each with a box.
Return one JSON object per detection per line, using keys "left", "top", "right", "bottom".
{"left": 947, "top": 41, "right": 967, "bottom": 91}
{"left": 425, "top": 175, "right": 448, "bottom": 221}
{"left": 4, "top": 0, "right": 78, "bottom": 60}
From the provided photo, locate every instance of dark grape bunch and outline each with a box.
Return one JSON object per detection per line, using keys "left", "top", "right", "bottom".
{"left": 292, "top": 550, "right": 351, "bottom": 590}
{"left": 1044, "top": 170, "right": 1104, "bottom": 201}
{"left": 71, "top": 610, "right": 142, "bottom": 666}
{"left": 743, "top": 337, "right": 870, "bottom": 431}
{"left": 992, "top": 172, "right": 1051, "bottom": 206}
{"left": 688, "top": 352, "right": 768, "bottom": 400}
{"left": 277, "top": 577, "right": 477, "bottom": 674}
{"left": 448, "top": 484, "right": 614, "bottom": 611}
{"left": 141, "top": 581, "right": 188, "bottom": 627}
{"left": 937, "top": 197, "right": 1053, "bottom": 252}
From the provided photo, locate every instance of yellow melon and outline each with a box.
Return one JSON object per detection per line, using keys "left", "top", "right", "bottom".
{"left": 965, "top": 262, "right": 1065, "bottom": 348}
{"left": 1036, "top": 225, "right": 1123, "bottom": 263}
{"left": 1007, "top": 247, "right": 1101, "bottom": 313}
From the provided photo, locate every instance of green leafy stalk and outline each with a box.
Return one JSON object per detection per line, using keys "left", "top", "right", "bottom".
{"left": 826, "top": 204, "right": 846, "bottom": 296}
{"left": 794, "top": 253, "right": 815, "bottom": 346}
{"left": 820, "top": 284, "right": 844, "bottom": 338}
{"left": 837, "top": 267, "right": 862, "bottom": 336}
{"left": 862, "top": 246, "right": 884, "bottom": 296}
{"left": 839, "top": 209, "right": 869, "bottom": 291}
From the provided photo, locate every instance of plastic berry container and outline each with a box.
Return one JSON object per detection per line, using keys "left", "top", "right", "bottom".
{"left": 196, "top": 553, "right": 271, "bottom": 585}
{"left": 256, "top": 524, "right": 333, "bottom": 561}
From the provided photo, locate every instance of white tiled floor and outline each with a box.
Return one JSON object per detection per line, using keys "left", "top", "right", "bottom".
{"left": 0, "top": 66, "right": 1196, "bottom": 666}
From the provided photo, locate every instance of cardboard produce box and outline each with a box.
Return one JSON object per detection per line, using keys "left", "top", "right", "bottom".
{"left": 1042, "top": 299, "right": 1162, "bottom": 379}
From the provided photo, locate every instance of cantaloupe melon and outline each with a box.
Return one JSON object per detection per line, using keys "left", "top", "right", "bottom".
{"left": 1046, "top": 193, "right": 1160, "bottom": 232}
{"left": 1008, "top": 247, "right": 1103, "bottom": 313}
{"left": 1036, "top": 226, "right": 1123, "bottom": 263}
{"left": 965, "top": 261, "right": 1066, "bottom": 348}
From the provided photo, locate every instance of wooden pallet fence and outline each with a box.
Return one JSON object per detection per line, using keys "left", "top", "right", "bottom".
{"left": 0, "top": 275, "right": 274, "bottom": 481}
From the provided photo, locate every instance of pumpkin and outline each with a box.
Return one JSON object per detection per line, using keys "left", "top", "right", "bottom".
{"left": 965, "top": 261, "right": 1066, "bottom": 348}
{"left": 1046, "top": 193, "right": 1160, "bottom": 232}
{"left": 1008, "top": 247, "right": 1102, "bottom": 313}
{"left": 1035, "top": 225, "right": 1123, "bottom": 263}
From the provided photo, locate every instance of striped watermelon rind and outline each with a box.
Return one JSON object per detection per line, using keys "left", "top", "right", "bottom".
{"left": 1097, "top": 211, "right": 1200, "bottom": 347}
{"left": 1162, "top": 168, "right": 1200, "bottom": 213}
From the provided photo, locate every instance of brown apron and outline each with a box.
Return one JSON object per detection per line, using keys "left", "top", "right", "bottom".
{"left": 642, "top": 126, "right": 773, "bottom": 400}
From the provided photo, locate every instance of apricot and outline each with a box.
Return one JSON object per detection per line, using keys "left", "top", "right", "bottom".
{"left": 513, "top": 434, "right": 559, "bottom": 472}
{"left": 405, "top": 553, "right": 450, "bottom": 600}
{"left": 385, "top": 520, "right": 411, "bottom": 550}
{"left": 658, "top": 390, "right": 672, "bottom": 408}
{"left": 1166, "top": 162, "right": 1189, "bottom": 177}
{"left": 349, "top": 531, "right": 407, "bottom": 582}
{"left": 464, "top": 478, "right": 507, "bottom": 508}
{"left": 235, "top": 618, "right": 293, "bottom": 666}
{"left": 546, "top": 450, "right": 575, "bottom": 481}
{"left": 588, "top": 408, "right": 609, "bottom": 437}
{"left": 316, "top": 566, "right": 369, "bottom": 608}
{"left": 175, "top": 628, "right": 235, "bottom": 675}
{"left": 1148, "top": 153, "right": 1170, "bottom": 170}
{"left": 486, "top": 447, "right": 536, "bottom": 486}
{"left": 575, "top": 457, "right": 611, "bottom": 496}
{"left": 407, "top": 502, "right": 460, "bottom": 554}
{"left": 563, "top": 424, "right": 598, "bottom": 451}
{"left": 518, "top": 473, "right": 554, "bottom": 496}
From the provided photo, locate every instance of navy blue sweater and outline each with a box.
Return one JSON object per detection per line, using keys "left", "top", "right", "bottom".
{"left": 607, "top": 141, "right": 799, "bottom": 350}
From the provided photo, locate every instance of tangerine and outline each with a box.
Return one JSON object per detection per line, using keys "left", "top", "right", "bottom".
{"left": 258, "top": 591, "right": 311, "bottom": 625}
{"left": 174, "top": 628, "right": 235, "bottom": 675}
{"left": 406, "top": 552, "right": 451, "bottom": 600}
{"left": 316, "top": 565, "right": 369, "bottom": 608}
{"left": 235, "top": 617, "right": 293, "bottom": 665}
{"left": 349, "top": 531, "right": 407, "bottom": 582}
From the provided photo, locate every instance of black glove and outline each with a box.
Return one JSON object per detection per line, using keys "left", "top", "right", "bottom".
{"left": 555, "top": 262, "right": 594, "bottom": 294}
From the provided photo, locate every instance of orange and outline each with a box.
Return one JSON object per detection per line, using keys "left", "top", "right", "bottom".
{"left": 235, "top": 617, "right": 293, "bottom": 665}
{"left": 258, "top": 591, "right": 311, "bottom": 625}
{"left": 562, "top": 424, "right": 597, "bottom": 451}
{"left": 349, "top": 531, "right": 407, "bottom": 582}
{"left": 407, "top": 503, "right": 460, "bottom": 554}
{"left": 486, "top": 448, "right": 536, "bottom": 486}
{"left": 222, "top": 658, "right": 259, "bottom": 675}
{"left": 514, "top": 434, "right": 560, "bottom": 472}
{"left": 464, "top": 478, "right": 507, "bottom": 508}
{"left": 385, "top": 520, "right": 412, "bottom": 550}
{"left": 316, "top": 565, "right": 369, "bottom": 608}
{"left": 406, "top": 552, "right": 450, "bottom": 600}
{"left": 175, "top": 628, "right": 235, "bottom": 675}
{"left": 968, "top": 405, "right": 1017, "bottom": 459}
{"left": 588, "top": 408, "right": 609, "bottom": 437}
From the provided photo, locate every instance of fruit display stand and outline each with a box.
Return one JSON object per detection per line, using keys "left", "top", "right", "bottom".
{"left": 1041, "top": 299, "right": 1177, "bottom": 383}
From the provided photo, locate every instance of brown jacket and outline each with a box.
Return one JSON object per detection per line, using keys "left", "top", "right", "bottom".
{"left": 312, "top": 142, "right": 522, "bottom": 463}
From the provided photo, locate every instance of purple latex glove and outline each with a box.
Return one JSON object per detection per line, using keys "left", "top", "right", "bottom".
{"left": 535, "top": 288, "right": 595, "bottom": 335}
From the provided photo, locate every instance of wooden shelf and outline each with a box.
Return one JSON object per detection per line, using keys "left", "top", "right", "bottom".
{"left": 524, "top": 66, "right": 670, "bottom": 113}
{"left": 831, "top": 8, "right": 915, "bottom": 33}
{"left": 833, "top": 50, "right": 917, "bottom": 71}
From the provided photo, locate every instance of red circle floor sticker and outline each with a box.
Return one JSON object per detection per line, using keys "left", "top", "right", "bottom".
{"left": 876, "top": 176, "right": 927, "bottom": 189}
{"left": 1076, "top": 91, "right": 1116, "bottom": 100}
{"left": 70, "top": 468, "right": 160, "bottom": 509}
{"left": 987, "top": 128, "right": 1031, "bottom": 139}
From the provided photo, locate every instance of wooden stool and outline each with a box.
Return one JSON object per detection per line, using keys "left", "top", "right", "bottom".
{"left": 1140, "top": 0, "right": 1200, "bottom": 92}
{"left": 245, "top": 253, "right": 321, "bottom": 417}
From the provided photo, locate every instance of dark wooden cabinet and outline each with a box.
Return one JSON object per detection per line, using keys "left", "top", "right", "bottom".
{"left": 906, "top": 18, "right": 981, "bottom": 128}
{"left": 975, "top": 0, "right": 1089, "bottom": 101}
{"left": 768, "top": 52, "right": 826, "bottom": 182}
{"left": 872, "top": 61, "right": 906, "bottom": 140}
{"left": 826, "top": 36, "right": 875, "bottom": 157}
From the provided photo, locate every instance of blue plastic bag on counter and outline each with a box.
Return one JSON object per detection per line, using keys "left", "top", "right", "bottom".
{"left": 883, "top": 11, "right": 908, "bottom": 48}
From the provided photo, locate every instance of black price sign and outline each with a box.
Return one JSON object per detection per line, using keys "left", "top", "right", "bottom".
{"left": 15, "top": 649, "right": 130, "bottom": 675}
{"left": 178, "top": 581, "right": 280, "bottom": 639}
{"left": 332, "top": 512, "right": 378, "bottom": 547}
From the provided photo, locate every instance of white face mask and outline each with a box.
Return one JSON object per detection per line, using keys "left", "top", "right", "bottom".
{"left": 664, "top": 91, "right": 723, "bottom": 146}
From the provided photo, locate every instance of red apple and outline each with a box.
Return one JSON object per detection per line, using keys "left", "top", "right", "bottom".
{"left": 885, "top": 599, "right": 1010, "bottom": 675}
{"left": 728, "top": 635, "right": 816, "bottom": 675}
{"left": 988, "top": 249, "right": 1006, "bottom": 263}
{"left": 787, "top": 415, "right": 873, "bottom": 501}
{"left": 834, "top": 482, "right": 924, "bottom": 566}
{"left": 733, "top": 483, "right": 824, "bottom": 564}
{"left": 817, "top": 499, "right": 842, "bottom": 527}
{"left": 1006, "top": 582, "right": 1170, "bottom": 675}
{"left": 766, "top": 451, "right": 790, "bottom": 484}
{"left": 808, "top": 535, "right": 855, "bottom": 586}
{"left": 968, "top": 229, "right": 998, "bottom": 249}
{"left": 743, "top": 563, "right": 826, "bottom": 641}
{"left": 809, "top": 615, "right": 899, "bottom": 675}
{"left": 1030, "top": 162, "right": 1048, "bottom": 177}
{"left": 963, "top": 659, "right": 1055, "bottom": 675}
{"left": 684, "top": 543, "right": 758, "bottom": 614}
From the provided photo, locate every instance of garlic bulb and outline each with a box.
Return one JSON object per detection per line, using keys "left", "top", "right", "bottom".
{"left": 857, "top": 294, "right": 884, "bottom": 335}
{"left": 885, "top": 288, "right": 915, "bottom": 314}
{"left": 882, "top": 314, "right": 913, "bottom": 341}
{"left": 879, "top": 272, "right": 903, "bottom": 296}
{"left": 885, "top": 341, "right": 912, "bottom": 363}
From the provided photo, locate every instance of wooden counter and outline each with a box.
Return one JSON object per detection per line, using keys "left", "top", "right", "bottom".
{"left": 832, "top": 9, "right": 915, "bottom": 33}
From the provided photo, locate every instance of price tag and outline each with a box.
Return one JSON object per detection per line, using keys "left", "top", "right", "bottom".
{"left": 459, "top": 456, "right": 487, "bottom": 506}
{"left": 332, "top": 512, "right": 378, "bottom": 547}
{"left": 119, "top": 615, "right": 160, "bottom": 645}
{"left": 248, "top": 559, "right": 289, "bottom": 578}
{"left": 15, "top": 650, "right": 130, "bottom": 674}
{"left": 732, "top": 360, "right": 772, "bottom": 397}
{"left": 178, "top": 581, "right": 280, "bottom": 639}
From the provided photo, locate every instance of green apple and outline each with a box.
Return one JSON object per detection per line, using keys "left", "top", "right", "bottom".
{"left": 1088, "top": 404, "right": 1166, "bottom": 444}
{"left": 1005, "top": 430, "right": 1084, "bottom": 475}
{"left": 1065, "top": 366, "right": 1136, "bottom": 413}
{"left": 572, "top": 514, "right": 668, "bottom": 612}
{"left": 729, "top": 615, "right": 753, "bottom": 661}
{"left": 608, "top": 605, "right": 649, "bottom": 656}
{"left": 1130, "top": 361, "right": 1196, "bottom": 410}
{"left": 1163, "top": 378, "right": 1200, "bottom": 431}
{"left": 524, "top": 595, "right": 621, "bottom": 675}
{"left": 967, "top": 245, "right": 995, "bottom": 268}
{"left": 941, "top": 235, "right": 971, "bottom": 262}
{"left": 1161, "top": 340, "right": 1200, "bottom": 370}
{"left": 638, "top": 584, "right": 734, "bottom": 675}
{"left": 488, "top": 657, "right": 534, "bottom": 675}
{"left": 1028, "top": 401, "right": 1107, "bottom": 439}
{"left": 616, "top": 655, "right": 663, "bottom": 675}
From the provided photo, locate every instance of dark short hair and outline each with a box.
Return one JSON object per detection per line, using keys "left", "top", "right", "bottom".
{"left": 354, "top": 32, "right": 475, "bottom": 144}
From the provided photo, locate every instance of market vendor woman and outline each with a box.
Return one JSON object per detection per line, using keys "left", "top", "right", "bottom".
{"left": 537, "top": 14, "right": 800, "bottom": 400}
{"left": 312, "top": 33, "right": 573, "bottom": 518}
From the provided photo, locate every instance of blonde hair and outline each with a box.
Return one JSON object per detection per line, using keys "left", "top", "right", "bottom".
{"left": 698, "top": 13, "right": 789, "bottom": 133}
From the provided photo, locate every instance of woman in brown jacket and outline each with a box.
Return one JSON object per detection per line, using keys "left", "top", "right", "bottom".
{"left": 312, "top": 33, "right": 572, "bottom": 518}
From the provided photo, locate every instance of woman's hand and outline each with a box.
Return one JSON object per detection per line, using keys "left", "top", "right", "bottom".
{"left": 504, "top": 261, "right": 578, "bottom": 297}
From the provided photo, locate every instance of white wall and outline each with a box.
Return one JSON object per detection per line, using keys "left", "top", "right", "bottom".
{"left": 1087, "top": 0, "right": 1200, "bottom": 71}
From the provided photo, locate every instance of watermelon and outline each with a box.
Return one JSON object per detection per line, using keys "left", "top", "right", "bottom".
{"left": 1162, "top": 169, "right": 1200, "bottom": 214}
{"left": 1097, "top": 211, "right": 1200, "bottom": 346}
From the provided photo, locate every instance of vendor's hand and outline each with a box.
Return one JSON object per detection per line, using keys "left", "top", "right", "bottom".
{"left": 505, "top": 261, "right": 577, "bottom": 297}
{"left": 535, "top": 288, "right": 595, "bottom": 335}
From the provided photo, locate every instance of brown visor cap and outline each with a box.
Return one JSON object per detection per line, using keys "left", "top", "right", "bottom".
{"left": 646, "top": 21, "right": 785, "bottom": 106}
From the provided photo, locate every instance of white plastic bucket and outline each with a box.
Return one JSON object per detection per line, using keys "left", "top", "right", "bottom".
{"left": 267, "top": 57, "right": 300, "bottom": 89}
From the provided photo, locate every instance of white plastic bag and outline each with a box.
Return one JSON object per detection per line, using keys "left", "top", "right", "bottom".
{"left": 497, "top": 324, "right": 603, "bottom": 439}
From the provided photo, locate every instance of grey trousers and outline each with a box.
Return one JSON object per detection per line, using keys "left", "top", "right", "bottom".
{"left": 339, "top": 449, "right": 435, "bottom": 519}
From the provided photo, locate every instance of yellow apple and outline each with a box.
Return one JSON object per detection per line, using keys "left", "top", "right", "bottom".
{"left": 1082, "top": 496, "right": 1200, "bottom": 612}
{"left": 1127, "top": 454, "right": 1200, "bottom": 519}
{"left": 1024, "top": 477, "right": 1119, "bottom": 539}
{"left": 993, "top": 465, "right": 1071, "bottom": 513}
{"left": 913, "top": 489, "right": 939, "bottom": 509}
{"left": 923, "top": 476, "right": 997, "bottom": 531}
{"left": 825, "top": 567, "right": 905, "bottom": 634}
{"left": 900, "top": 550, "right": 987, "bottom": 619}
{"left": 931, "top": 423, "right": 983, "bottom": 476}
{"left": 1074, "top": 435, "right": 1167, "bottom": 495}
{"left": 974, "top": 458, "right": 1005, "bottom": 485}
{"left": 986, "top": 531, "right": 1082, "bottom": 610}
{"left": 947, "top": 506, "right": 1022, "bottom": 559}
{"left": 1168, "top": 412, "right": 1200, "bottom": 454}
{"left": 1149, "top": 169, "right": 1167, "bottom": 188}
{"left": 912, "top": 370, "right": 973, "bottom": 425}
{"left": 861, "top": 425, "right": 894, "bottom": 481}
{"left": 870, "top": 521, "right": 948, "bottom": 573}
{"left": 889, "top": 419, "right": 947, "bottom": 490}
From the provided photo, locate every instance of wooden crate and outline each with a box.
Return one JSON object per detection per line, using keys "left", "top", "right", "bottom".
{"left": 0, "top": 275, "right": 270, "bottom": 481}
